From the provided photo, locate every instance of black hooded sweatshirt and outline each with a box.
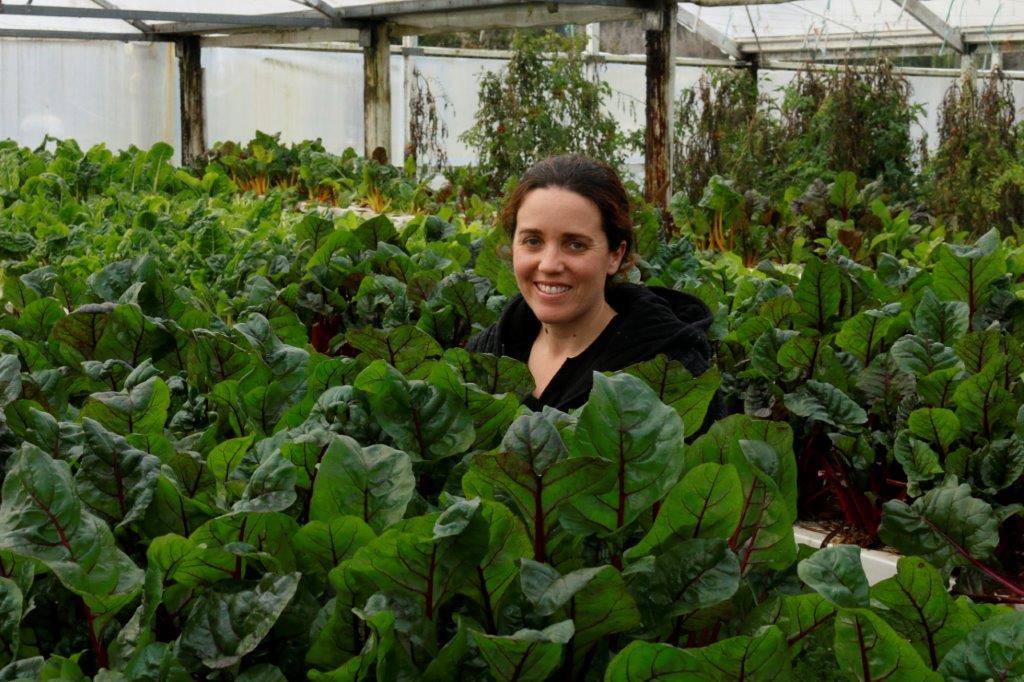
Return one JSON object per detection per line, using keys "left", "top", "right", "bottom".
{"left": 467, "top": 283, "right": 725, "bottom": 430}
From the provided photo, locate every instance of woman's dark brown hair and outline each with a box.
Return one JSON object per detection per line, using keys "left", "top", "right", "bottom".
{"left": 501, "top": 154, "right": 635, "bottom": 271}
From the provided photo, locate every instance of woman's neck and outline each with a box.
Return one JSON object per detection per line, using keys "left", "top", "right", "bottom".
{"left": 535, "top": 300, "right": 617, "bottom": 358}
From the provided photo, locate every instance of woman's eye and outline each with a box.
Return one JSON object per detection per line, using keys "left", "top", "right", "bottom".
{"left": 567, "top": 240, "right": 587, "bottom": 251}
{"left": 521, "top": 237, "right": 541, "bottom": 247}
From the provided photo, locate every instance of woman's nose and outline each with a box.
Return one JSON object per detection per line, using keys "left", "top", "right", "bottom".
{"left": 537, "top": 245, "right": 564, "bottom": 272}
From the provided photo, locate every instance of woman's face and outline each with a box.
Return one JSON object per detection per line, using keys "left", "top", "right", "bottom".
{"left": 512, "top": 186, "right": 625, "bottom": 328}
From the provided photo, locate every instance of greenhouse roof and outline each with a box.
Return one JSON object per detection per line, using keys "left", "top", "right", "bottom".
{"left": 678, "top": 1, "right": 1024, "bottom": 61}
{"left": 0, "top": 0, "right": 649, "bottom": 42}
{"left": 2, "top": 0, "right": 1021, "bottom": 62}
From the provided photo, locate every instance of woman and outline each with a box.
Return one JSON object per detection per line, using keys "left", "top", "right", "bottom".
{"left": 468, "top": 154, "right": 723, "bottom": 429}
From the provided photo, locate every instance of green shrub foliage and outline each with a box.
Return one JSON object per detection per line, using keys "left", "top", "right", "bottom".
{"left": 461, "top": 31, "right": 625, "bottom": 189}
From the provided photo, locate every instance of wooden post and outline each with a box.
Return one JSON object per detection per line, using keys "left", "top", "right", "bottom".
{"left": 403, "top": 34, "right": 420, "bottom": 164}
{"left": 363, "top": 21, "right": 392, "bottom": 162}
{"left": 176, "top": 36, "right": 206, "bottom": 167}
{"left": 644, "top": 1, "right": 676, "bottom": 211}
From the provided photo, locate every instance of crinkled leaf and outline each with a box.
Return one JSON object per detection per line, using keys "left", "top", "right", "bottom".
{"left": 890, "top": 335, "right": 963, "bottom": 377}
{"left": 743, "top": 593, "right": 836, "bottom": 654}
{"left": 179, "top": 572, "right": 300, "bottom": 669}
{"left": 463, "top": 410, "right": 611, "bottom": 562}
{"left": 932, "top": 230, "right": 1005, "bottom": 320}
{"left": 797, "top": 544, "right": 869, "bottom": 608}
{"left": 893, "top": 433, "right": 945, "bottom": 496}
{"left": 75, "top": 418, "right": 160, "bottom": 527}
{"left": 354, "top": 360, "right": 474, "bottom": 461}
{"left": 0, "top": 444, "right": 144, "bottom": 630}
{"left": 347, "top": 325, "right": 441, "bottom": 378}
{"left": 783, "top": 380, "right": 866, "bottom": 428}
{"left": 641, "top": 538, "right": 741, "bottom": 617}
{"left": 879, "top": 482, "right": 999, "bottom": 574}
{"left": 953, "top": 363, "right": 1013, "bottom": 438}
{"left": 938, "top": 611, "right": 1024, "bottom": 681}
{"left": 347, "top": 502, "right": 488, "bottom": 619}
{"left": 955, "top": 331, "right": 1003, "bottom": 375}
{"left": 465, "top": 499, "right": 531, "bottom": 616}
{"left": 80, "top": 375, "right": 170, "bottom": 435}
{"left": 837, "top": 305, "right": 900, "bottom": 367}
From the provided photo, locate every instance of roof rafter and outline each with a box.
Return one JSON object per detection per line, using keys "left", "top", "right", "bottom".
{"left": 335, "top": 0, "right": 649, "bottom": 20}
{"left": 677, "top": 4, "right": 744, "bottom": 60}
{"left": 286, "top": 0, "right": 343, "bottom": 21}
{"left": 90, "top": 0, "right": 151, "bottom": 34}
{"left": 890, "top": 0, "right": 965, "bottom": 54}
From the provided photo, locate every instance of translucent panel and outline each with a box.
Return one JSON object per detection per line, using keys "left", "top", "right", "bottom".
{"left": 680, "top": 1, "right": 1024, "bottom": 41}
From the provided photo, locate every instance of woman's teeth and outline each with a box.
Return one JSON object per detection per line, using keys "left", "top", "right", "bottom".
{"left": 537, "top": 284, "right": 571, "bottom": 294}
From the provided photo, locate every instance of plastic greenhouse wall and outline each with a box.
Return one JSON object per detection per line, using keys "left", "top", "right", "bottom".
{"left": 2, "top": 38, "right": 1022, "bottom": 166}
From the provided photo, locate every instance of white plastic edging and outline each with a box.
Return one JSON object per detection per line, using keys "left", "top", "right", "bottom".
{"left": 793, "top": 525, "right": 900, "bottom": 586}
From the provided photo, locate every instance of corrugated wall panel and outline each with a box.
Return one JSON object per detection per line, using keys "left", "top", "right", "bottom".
{"left": 0, "top": 39, "right": 178, "bottom": 160}
{"left": 0, "top": 38, "right": 1004, "bottom": 167}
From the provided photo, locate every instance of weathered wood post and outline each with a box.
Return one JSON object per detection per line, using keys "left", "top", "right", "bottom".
{"left": 363, "top": 21, "right": 392, "bottom": 162}
{"left": 176, "top": 36, "right": 206, "bottom": 167}
{"left": 644, "top": 0, "right": 677, "bottom": 213}
{"left": 403, "top": 34, "right": 420, "bottom": 164}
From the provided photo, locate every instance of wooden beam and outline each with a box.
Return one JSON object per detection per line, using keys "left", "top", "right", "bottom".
{"left": 687, "top": 0, "right": 791, "bottom": 4}
{"left": 890, "top": 0, "right": 965, "bottom": 54}
{"left": 337, "top": 0, "right": 648, "bottom": 19}
{"left": 677, "top": 5, "right": 744, "bottom": 61}
{"left": 0, "top": 5, "right": 331, "bottom": 28}
{"left": 364, "top": 22, "right": 392, "bottom": 162}
{"left": 0, "top": 29, "right": 165, "bottom": 42}
{"left": 200, "top": 28, "right": 364, "bottom": 49}
{"left": 177, "top": 36, "right": 206, "bottom": 168}
{"left": 388, "top": 4, "right": 640, "bottom": 35}
{"left": 644, "top": 0, "right": 676, "bottom": 210}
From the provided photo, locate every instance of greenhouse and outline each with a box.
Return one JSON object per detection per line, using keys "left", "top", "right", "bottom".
{"left": 2, "top": 0, "right": 1024, "bottom": 679}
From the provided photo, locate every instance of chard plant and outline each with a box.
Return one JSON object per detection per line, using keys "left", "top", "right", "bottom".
{"left": 0, "top": 138, "right": 1023, "bottom": 679}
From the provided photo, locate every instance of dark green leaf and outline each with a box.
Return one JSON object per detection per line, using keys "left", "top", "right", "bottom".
{"left": 783, "top": 380, "right": 866, "bottom": 428}
{"left": 179, "top": 572, "right": 300, "bottom": 669}
{"left": 309, "top": 434, "right": 414, "bottom": 532}
{"left": 834, "top": 608, "right": 942, "bottom": 681}
{"left": 472, "top": 620, "right": 573, "bottom": 682}
{"left": 797, "top": 544, "right": 869, "bottom": 608}
{"left": 872, "top": 556, "right": 979, "bottom": 669}
{"left": 567, "top": 373, "right": 685, "bottom": 536}
{"left": 938, "top": 611, "right": 1024, "bottom": 681}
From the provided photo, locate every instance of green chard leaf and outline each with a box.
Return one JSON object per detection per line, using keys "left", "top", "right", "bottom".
{"left": 603, "top": 641, "right": 704, "bottom": 680}
{"left": 621, "top": 354, "right": 721, "bottom": 438}
{"left": 179, "top": 572, "right": 300, "bottom": 670}
{"left": 871, "top": 556, "right": 979, "bottom": 669}
{"left": 565, "top": 373, "right": 685, "bottom": 537}
{"left": 834, "top": 608, "right": 942, "bottom": 681}
{"left": 0, "top": 444, "right": 144, "bottom": 630}
{"left": 472, "top": 620, "right": 574, "bottom": 682}
{"left": 463, "top": 409, "right": 611, "bottom": 563}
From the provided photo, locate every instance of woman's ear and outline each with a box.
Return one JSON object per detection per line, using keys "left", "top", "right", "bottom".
{"left": 607, "top": 241, "right": 627, "bottom": 276}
